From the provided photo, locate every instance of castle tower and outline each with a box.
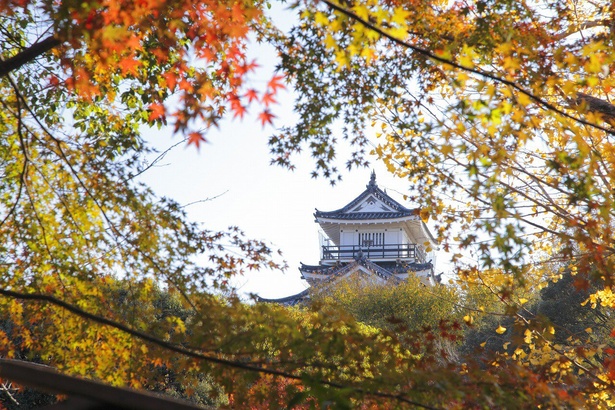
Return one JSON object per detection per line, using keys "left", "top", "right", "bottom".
{"left": 259, "top": 172, "right": 437, "bottom": 305}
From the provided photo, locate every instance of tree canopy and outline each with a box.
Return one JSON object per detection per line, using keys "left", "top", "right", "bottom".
{"left": 1, "top": 0, "right": 615, "bottom": 408}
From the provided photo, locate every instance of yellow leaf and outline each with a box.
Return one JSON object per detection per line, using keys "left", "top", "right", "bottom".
{"left": 503, "top": 56, "right": 520, "bottom": 70}
{"left": 353, "top": 5, "right": 369, "bottom": 21}
{"left": 391, "top": 6, "right": 410, "bottom": 26}
{"left": 388, "top": 26, "right": 408, "bottom": 40}
{"left": 314, "top": 12, "right": 329, "bottom": 26}
{"left": 324, "top": 34, "right": 336, "bottom": 50}
{"left": 524, "top": 328, "right": 532, "bottom": 343}
{"left": 495, "top": 325, "right": 506, "bottom": 334}
{"left": 517, "top": 92, "right": 531, "bottom": 106}
{"left": 463, "top": 315, "right": 473, "bottom": 325}
{"left": 419, "top": 208, "right": 430, "bottom": 222}
{"left": 441, "top": 144, "right": 453, "bottom": 156}
{"left": 334, "top": 50, "right": 349, "bottom": 67}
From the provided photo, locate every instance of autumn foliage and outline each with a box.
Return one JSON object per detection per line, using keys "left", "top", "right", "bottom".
{"left": 2, "top": 0, "right": 615, "bottom": 408}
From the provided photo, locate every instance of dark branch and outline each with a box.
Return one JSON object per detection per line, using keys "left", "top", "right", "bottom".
{"left": 0, "top": 35, "right": 61, "bottom": 78}
{"left": 576, "top": 93, "right": 615, "bottom": 123}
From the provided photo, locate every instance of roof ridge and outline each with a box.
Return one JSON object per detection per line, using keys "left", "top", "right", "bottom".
{"left": 314, "top": 173, "right": 416, "bottom": 220}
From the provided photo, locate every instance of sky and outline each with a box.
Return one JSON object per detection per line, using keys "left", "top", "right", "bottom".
{"left": 138, "top": 4, "right": 451, "bottom": 300}
{"left": 139, "top": 117, "right": 433, "bottom": 300}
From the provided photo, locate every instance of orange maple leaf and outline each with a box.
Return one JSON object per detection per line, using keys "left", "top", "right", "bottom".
{"left": 148, "top": 103, "right": 165, "bottom": 122}
{"left": 245, "top": 89, "right": 258, "bottom": 103}
{"left": 258, "top": 109, "right": 275, "bottom": 127}
{"left": 119, "top": 57, "right": 141, "bottom": 75}
{"left": 267, "top": 74, "right": 285, "bottom": 92}
{"left": 261, "top": 92, "right": 276, "bottom": 107}
{"left": 188, "top": 132, "right": 207, "bottom": 148}
{"left": 162, "top": 71, "right": 177, "bottom": 90}
{"left": 231, "top": 3, "right": 246, "bottom": 23}
{"left": 233, "top": 104, "right": 247, "bottom": 119}
{"left": 179, "top": 79, "right": 194, "bottom": 92}
{"left": 237, "top": 59, "right": 259, "bottom": 75}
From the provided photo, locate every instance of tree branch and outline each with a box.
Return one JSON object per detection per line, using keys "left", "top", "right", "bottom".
{"left": 0, "top": 288, "right": 440, "bottom": 409}
{"left": 0, "top": 35, "right": 60, "bottom": 78}
{"left": 319, "top": 0, "right": 615, "bottom": 136}
{"left": 575, "top": 93, "right": 615, "bottom": 123}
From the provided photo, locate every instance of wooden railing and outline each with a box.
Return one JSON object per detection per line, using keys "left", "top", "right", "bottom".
{"left": 321, "top": 244, "right": 426, "bottom": 263}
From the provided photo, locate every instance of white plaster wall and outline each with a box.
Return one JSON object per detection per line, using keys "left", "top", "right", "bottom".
{"left": 340, "top": 230, "right": 358, "bottom": 247}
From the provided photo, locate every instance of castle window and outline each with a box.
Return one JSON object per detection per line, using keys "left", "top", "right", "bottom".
{"left": 359, "top": 232, "right": 384, "bottom": 247}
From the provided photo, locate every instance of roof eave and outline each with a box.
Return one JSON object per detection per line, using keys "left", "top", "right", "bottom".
{"left": 316, "top": 215, "right": 419, "bottom": 224}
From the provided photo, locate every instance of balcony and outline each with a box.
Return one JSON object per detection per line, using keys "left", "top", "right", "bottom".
{"left": 320, "top": 243, "right": 426, "bottom": 263}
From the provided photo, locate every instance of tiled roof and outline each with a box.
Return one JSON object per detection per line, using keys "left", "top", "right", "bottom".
{"left": 376, "top": 261, "right": 434, "bottom": 274}
{"left": 314, "top": 171, "right": 417, "bottom": 220}
{"left": 299, "top": 259, "right": 397, "bottom": 283}
{"left": 300, "top": 259, "right": 433, "bottom": 278}
{"left": 299, "top": 263, "right": 339, "bottom": 273}
{"left": 316, "top": 211, "right": 414, "bottom": 220}
{"left": 262, "top": 259, "right": 435, "bottom": 306}
{"left": 257, "top": 289, "right": 310, "bottom": 306}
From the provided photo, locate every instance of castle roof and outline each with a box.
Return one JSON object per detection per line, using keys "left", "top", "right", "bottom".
{"left": 314, "top": 171, "right": 418, "bottom": 222}
{"left": 299, "top": 256, "right": 434, "bottom": 286}
{"left": 257, "top": 289, "right": 310, "bottom": 306}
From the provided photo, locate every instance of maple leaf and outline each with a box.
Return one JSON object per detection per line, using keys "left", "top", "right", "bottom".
{"left": 187, "top": 131, "right": 206, "bottom": 148}
{"left": 233, "top": 104, "right": 247, "bottom": 119}
{"left": 148, "top": 103, "right": 165, "bottom": 122}
{"left": 48, "top": 75, "right": 60, "bottom": 86}
{"left": 119, "top": 57, "right": 141, "bottom": 75}
{"left": 261, "top": 92, "right": 276, "bottom": 107}
{"left": 162, "top": 71, "right": 177, "bottom": 90}
{"left": 267, "top": 74, "right": 285, "bottom": 93}
{"left": 245, "top": 89, "right": 258, "bottom": 103}
{"left": 258, "top": 109, "right": 275, "bottom": 127}
{"left": 179, "top": 79, "right": 194, "bottom": 92}
{"left": 237, "top": 59, "right": 259, "bottom": 76}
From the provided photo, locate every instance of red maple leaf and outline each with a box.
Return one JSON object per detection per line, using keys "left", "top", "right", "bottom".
{"left": 245, "top": 89, "right": 258, "bottom": 103}
{"left": 179, "top": 78, "right": 193, "bottom": 92}
{"left": 267, "top": 74, "right": 285, "bottom": 92}
{"left": 237, "top": 59, "right": 259, "bottom": 75}
{"left": 48, "top": 75, "right": 60, "bottom": 86}
{"left": 233, "top": 104, "right": 247, "bottom": 119}
{"left": 148, "top": 103, "right": 165, "bottom": 122}
{"left": 261, "top": 92, "right": 276, "bottom": 107}
{"left": 187, "top": 132, "right": 206, "bottom": 148}
{"left": 258, "top": 109, "right": 275, "bottom": 127}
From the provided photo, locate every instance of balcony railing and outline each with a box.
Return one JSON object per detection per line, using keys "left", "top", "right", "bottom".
{"left": 321, "top": 243, "right": 426, "bottom": 263}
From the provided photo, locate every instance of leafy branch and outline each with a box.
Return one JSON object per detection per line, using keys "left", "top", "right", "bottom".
{"left": 0, "top": 287, "right": 440, "bottom": 410}
{"left": 319, "top": 0, "right": 615, "bottom": 136}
